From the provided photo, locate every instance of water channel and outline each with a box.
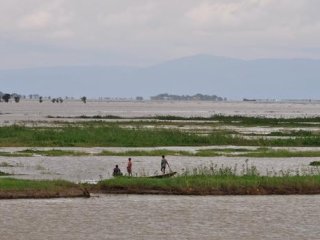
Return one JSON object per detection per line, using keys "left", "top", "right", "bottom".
{"left": 1, "top": 195, "right": 319, "bottom": 240}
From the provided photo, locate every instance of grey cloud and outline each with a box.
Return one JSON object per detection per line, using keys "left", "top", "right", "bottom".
{"left": 1, "top": 0, "right": 320, "bottom": 68}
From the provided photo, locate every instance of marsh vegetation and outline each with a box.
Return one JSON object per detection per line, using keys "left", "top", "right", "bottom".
{"left": 1, "top": 114, "right": 320, "bottom": 198}
{"left": 0, "top": 178, "right": 89, "bottom": 199}
{"left": 97, "top": 162, "right": 320, "bottom": 195}
{"left": 1, "top": 118, "right": 320, "bottom": 147}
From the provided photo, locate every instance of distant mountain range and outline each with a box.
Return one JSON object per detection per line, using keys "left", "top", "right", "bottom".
{"left": 0, "top": 54, "right": 319, "bottom": 99}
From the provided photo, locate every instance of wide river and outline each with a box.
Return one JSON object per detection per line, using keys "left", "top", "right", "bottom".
{"left": 1, "top": 100, "right": 320, "bottom": 125}
{"left": 1, "top": 195, "right": 319, "bottom": 240}
{"left": 1, "top": 100, "right": 320, "bottom": 239}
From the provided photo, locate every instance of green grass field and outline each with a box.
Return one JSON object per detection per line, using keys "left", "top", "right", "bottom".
{"left": 49, "top": 114, "right": 320, "bottom": 127}
{"left": 98, "top": 175, "right": 320, "bottom": 195}
{"left": 1, "top": 123, "right": 320, "bottom": 147}
{"left": 0, "top": 178, "right": 89, "bottom": 198}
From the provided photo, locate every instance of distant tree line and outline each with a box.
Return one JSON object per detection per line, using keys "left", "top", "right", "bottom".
{"left": 0, "top": 91, "right": 88, "bottom": 104}
{"left": 0, "top": 91, "right": 21, "bottom": 103}
{"left": 51, "top": 97, "right": 64, "bottom": 103}
{"left": 150, "top": 93, "right": 227, "bottom": 101}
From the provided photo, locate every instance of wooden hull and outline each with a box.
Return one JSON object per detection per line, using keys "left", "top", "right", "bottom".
{"left": 149, "top": 172, "right": 177, "bottom": 178}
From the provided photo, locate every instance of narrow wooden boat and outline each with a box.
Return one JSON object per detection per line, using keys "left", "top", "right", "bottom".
{"left": 149, "top": 171, "right": 177, "bottom": 178}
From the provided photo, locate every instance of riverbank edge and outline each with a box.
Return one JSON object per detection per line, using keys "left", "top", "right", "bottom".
{"left": 2, "top": 186, "right": 320, "bottom": 199}
{"left": 2, "top": 175, "right": 320, "bottom": 199}
{"left": 91, "top": 175, "right": 320, "bottom": 196}
{"left": 0, "top": 178, "right": 90, "bottom": 199}
{"left": 91, "top": 186, "right": 320, "bottom": 196}
{"left": 0, "top": 189, "right": 90, "bottom": 199}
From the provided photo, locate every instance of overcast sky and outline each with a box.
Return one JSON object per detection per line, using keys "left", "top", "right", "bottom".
{"left": 1, "top": 0, "right": 320, "bottom": 69}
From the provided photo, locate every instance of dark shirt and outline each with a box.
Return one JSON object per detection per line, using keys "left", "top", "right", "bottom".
{"left": 113, "top": 167, "right": 122, "bottom": 176}
{"left": 161, "top": 158, "right": 168, "bottom": 168}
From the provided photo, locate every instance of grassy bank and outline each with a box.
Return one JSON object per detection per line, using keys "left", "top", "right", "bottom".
{"left": 99, "top": 148, "right": 320, "bottom": 158}
{"left": 1, "top": 124, "right": 320, "bottom": 147}
{"left": 0, "top": 171, "right": 10, "bottom": 176}
{"left": 49, "top": 115, "right": 320, "bottom": 127}
{"left": 0, "top": 178, "right": 89, "bottom": 199}
{"left": 2, "top": 169, "right": 320, "bottom": 197}
{"left": 2, "top": 147, "right": 320, "bottom": 158}
{"left": 95, "top": 161, "right": 320, "bottom": 195}
{"left": 97, "top": 175, "right": 320, "bottom": 195}
{"left": 2, "top": 175, "right": 320, "bottom": 198}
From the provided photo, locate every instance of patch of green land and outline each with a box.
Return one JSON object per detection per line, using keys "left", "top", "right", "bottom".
{"left": 0, "top": 178, "right": 89, "bottom": 199}
{"left": 2, "top": 147, "right": 320, "bottom": 158}
{"left": 0, "top": 170, "right": 10, "bottom": 176}
{"left": 48, "top": 115, "right": 320, "bottom": 127}
{"left": 1, "top": 123, "right": 320, "bottom": 147}
{"left": 94, "top": 161, "right": 320, "bottom": 195}
{"left": 97, "top": 175, "right": 320, "bottom": 195}
{"left": 310, "top": 161, "right": 320, "bottom": 166}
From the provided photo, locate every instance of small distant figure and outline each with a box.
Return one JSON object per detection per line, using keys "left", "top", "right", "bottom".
{"left": 127, "top": 158, "right": 132, "bottom": 176}
{"left": 161, "top": 155, "right": 170, "bottom": 174}
{"left": 113, "top": 165, "right": 122, "bottom": 177}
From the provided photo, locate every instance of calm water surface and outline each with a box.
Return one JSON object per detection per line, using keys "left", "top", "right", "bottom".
{"left": 1, "top": 101, "right": 320, "bottom": 125}
{"left": 1, "top": 156, "right": 318, "bottom": 182}
{"left": 0, "top": 195, "right": 319, "bottom": 240}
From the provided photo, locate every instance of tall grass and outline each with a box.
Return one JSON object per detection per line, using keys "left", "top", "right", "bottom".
{"left": 50, "top": 115, "right": 320, "bottom": 127}
{"left": 0, "top": 124, "right": 236, "bottom": 147}
{"left": 99, "top": 175, "right": 320, "bottom": 195}
{"left": 0, "top": 171, "right": 10, "bottom": 176}
{"left": 0, "top": 178, "right": 78, "bottom": 190}
{"left": 1, "top": 124, "right": 320, "bottom": 147}
{"left": 99, "top": 162, "right": 320, "bottom": 195}
{"left": 310, "top": 161, "right": 320, "bottom": 166}
{"left": 0, "top": 178, "right": 90, "bottom": 198}
{"left": 3, "top": 147, "right": 320, "bottom": 158}
{"left": 96, "top": 148, "right": 320, "bottom": 158}
{"left": 239, "top": 149, "right": 320, "bottom": 158}
{"left": 0, "top": 151, "right": 32, "bottom": 157}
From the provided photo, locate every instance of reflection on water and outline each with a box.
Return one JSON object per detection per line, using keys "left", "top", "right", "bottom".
{"left": 0, "top": 195, "right": 319, "bottom": 240}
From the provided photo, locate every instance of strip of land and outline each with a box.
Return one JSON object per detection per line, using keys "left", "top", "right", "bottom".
{"left": 1, "top": 114, "right": 320, "bottom": 198}
{"left": 3, "top": 174, "right": 320, "bottom": 199}
{"left": 1, "top": 115, "right": 320, "bottom": 147}
{"left": 92, "top": 175, "right": 320, "bottom": 195}
{"left": 3, "top": 147, "right": 320, "bottom": 158}
{"left": 0, "top": 178, "right": 89, "bottom": 199}
{"left": 0, "top": 172, "right": 320, "bottom": 199}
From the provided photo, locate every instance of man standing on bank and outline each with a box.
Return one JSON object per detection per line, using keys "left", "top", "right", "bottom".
{"left": 161, "top": 155, "right": 170, "bottom": 174}
{"left": 127, "top": 158, "right": 132, "bottom": 176}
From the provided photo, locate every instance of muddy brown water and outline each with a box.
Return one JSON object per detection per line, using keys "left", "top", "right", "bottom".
{"left": 1, "top": 100, "right": 320, "bottom": 239}
{"left": 1, "top": 100, "right": 320, "bottom": 126}
{"left": 0, "top": 195, "right": 319, "bottom": 240}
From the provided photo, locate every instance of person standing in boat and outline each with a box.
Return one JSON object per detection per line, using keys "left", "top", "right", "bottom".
{"left": 127, "top": 158, "right": 132, "bottom": 176}
{"left": 161, "top": 155, "right": 170, "bottom": 174}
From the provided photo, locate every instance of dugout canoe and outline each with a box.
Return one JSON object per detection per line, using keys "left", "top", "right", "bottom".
{"left": 149, "top": 172, "right": 177, "bottom": 178}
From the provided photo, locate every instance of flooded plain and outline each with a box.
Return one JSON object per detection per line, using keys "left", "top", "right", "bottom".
{"left": 1, "top": 155, "right": 318, "bottom": 182}
{"left": 1, "top": 194, "right": 320, "bottom": 240}
{"left": 1, "top": 100, "right": 320, "bottom": 125}
{"left": 1, "top": 100, "right": 320, "bottom": 239}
